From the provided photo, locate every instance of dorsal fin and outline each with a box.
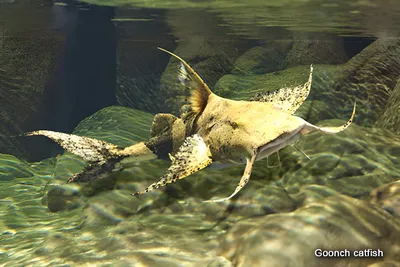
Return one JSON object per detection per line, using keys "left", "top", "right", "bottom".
{"left": 158, "top": 47, "right": 212, "bottom": 116}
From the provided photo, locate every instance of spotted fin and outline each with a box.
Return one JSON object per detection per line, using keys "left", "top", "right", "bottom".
{"left": 158, "top": 47, "right": 212, "bottom": 117}
{"left": 204, "top": 153, "right": 257, "bottom": 202}
{"left": 251, "top": 64, "right": 313, "bottom": 114}
{"left": 26, "top": 130, "right": 121, "bottom": 164}
{"left": 67, "top": 160, "right": 120, "bottom": 183}
{"left": 133, "top": 134, "right": 212, "bottom": 195}
{"left": 301, "top": 102, "right": 356, "bottom": 134}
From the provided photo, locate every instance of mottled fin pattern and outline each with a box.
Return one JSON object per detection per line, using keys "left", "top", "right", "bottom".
{"left": 67, "top": 159, "right": 121, "bottom": 183}
{"left": 251, "top": 64, "right": 313, "bottom": 114}
{"left": 133, "top": 134, "right": 212, "bottom": 195}
{"left": 158, "top": 47, "right": 212, "bottom": 117}
{"left": 26, "top": 130, "right": 121, "bottom": 164}
{"left": 301, "top": 102, "right": 356, "bottom": 134}
{"left": 204, "top": 154, "right": 257, "bottom": 202}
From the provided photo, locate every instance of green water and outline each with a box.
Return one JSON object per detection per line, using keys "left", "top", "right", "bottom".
{"left": 0, "top": 0, "right": 400, "bottom": 266}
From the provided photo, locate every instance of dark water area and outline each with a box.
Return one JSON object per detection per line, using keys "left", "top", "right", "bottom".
{"left": 0, "top": 0, "right": 400, "bottom": 266}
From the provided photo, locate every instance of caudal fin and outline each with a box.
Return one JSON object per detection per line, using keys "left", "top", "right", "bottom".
{"left": 25, "top": 130, "right": 122, "bottom": 164}
{"left": 301, "top": 102, "right": 356, "bottom": 135}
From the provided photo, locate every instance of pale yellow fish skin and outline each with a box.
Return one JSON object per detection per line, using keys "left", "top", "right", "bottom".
{"left": 196, "top": 93, "right": 306, "bottom": 163}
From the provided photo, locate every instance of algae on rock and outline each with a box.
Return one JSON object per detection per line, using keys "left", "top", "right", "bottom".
{"left": 218, "top": 194, "right": 400, "bottom": 267}
{"left": 377, "top": 79, "right": 400, "bottom": 134}
{"left": 318, "top": 38, "right": 400, "bottom": 126}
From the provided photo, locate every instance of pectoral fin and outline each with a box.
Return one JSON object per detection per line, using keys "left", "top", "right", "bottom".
{"left": 301, "top": 102, "right": 356, "bottom": 135}
{"left": 133, "top": 134, "right": 212, "bottom": 195}
{"left": 26, "top": 130, "right": 121, "bottom": 164}
{"left": 204, "top": 153, "right": 258, "bottom": 202}
{"left": 67, "top": 160, "right": 121, "bottom": 183}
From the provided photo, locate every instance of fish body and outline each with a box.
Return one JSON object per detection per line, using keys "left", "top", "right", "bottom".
{"left": 195, "top": 94, "right": 306, "bottom": 164}
{"left": 26, "top": 48, "right": 355, "bottom": 202}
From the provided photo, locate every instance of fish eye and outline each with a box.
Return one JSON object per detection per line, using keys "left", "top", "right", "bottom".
{"left": 229, "top": 121, "right": 239, "bottom": 129}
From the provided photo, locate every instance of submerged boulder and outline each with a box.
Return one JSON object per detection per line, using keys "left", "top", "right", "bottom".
{"left": 284, "top": 32, "right": 348, "bottom": 66}
{"left": 232, "top": 44, "right": 290, "bottom": 75}
{"left": 0, "top": 154, "right": 34, "bottom": 181}
{"left": 218, "top": 194, "right": 400, "bottom": 267}
{"left": 318, "top": 38, "right": 400, "bottom": 126}
{"left": 370, "top": 180, "right": 400, "bottom": 218}
{"left": 279, "top": 123, "right": 400, "bottom": 201}
{"left": 377, "top": 79, "right": 400, "bottom": 134}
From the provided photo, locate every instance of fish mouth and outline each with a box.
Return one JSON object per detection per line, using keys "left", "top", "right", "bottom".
{"left": 257, "top": 127, "right": 303, "bottom": 161}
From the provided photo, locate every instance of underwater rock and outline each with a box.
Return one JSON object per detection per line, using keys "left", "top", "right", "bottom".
{"left": 370, "top": 180, "right": 400, "bottom": 218}
{"left": 233, "top": 32, "right": 347, "bottom": 75}
{"left": 218, "top": 194, "right": 400, "bottom": 267}
{"left": 41, "top": 153, "right": 86, "bottom": 212}
{"left": 284, "top": 32, "right": 348, "bottom": 66}
{"left": 318, "top": 37, "right": 400, "bottom": 126}
{"left": 290, "top": 184, "right": 341, "bottom": 207}
{"left": 46, "top": 185, "right": 84, "bottom": 213}
{"left": 78, "top": 205, "right": 229, "bottom": 266}
{"left": 72, "top": 105, "right": 154, "bottom": 146}
{"left": 0, "top": 154, "right": 34, "bottom": 181}
{"left": 280, "top": 123, "right": 400, "bottom": 200}
{"left": 78, "top": 170, "right": 296, "bottom": 228}
{"left": 377, "top": 79, "right": 400, "bottom": 134}
{"left": 232, "top": 45, "right": 290, "bottom": 75}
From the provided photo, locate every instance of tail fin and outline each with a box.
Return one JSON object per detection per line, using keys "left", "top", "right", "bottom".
{"left": 301, "top": 102, "right": 356, "bottom": 135}
{"left": 26, "top": 130, "right": 158, "bottom": 184}
{"left": 25, "top": 130, "right": 122, "bottom": 164}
